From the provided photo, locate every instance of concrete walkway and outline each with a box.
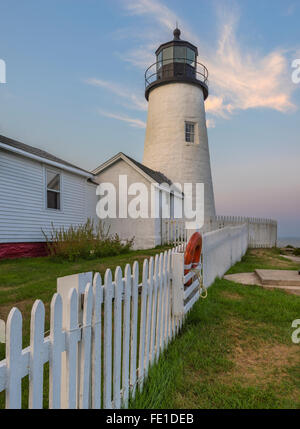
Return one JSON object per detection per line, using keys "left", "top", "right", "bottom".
{"left": 280, "top": 254, "right": 300, "bottom": 263}
{"left": 224, "top": 270, "right": 300, "bottom": 296}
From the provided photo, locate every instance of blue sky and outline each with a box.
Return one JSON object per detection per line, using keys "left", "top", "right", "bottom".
{"left": 0, "top": 0, "right": 299, "bottom": 237}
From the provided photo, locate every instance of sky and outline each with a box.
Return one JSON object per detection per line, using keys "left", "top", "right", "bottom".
{"left": 0, "top": 0, "right": 299, "bottom": 237}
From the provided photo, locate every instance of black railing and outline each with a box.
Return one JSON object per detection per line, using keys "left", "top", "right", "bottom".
{"left": 145, "top": 58, "right": 209, "bottom": 89}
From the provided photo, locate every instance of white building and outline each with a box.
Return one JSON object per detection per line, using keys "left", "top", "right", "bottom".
{"left": 0, "top": 135, "right": 98, "bottom": 258}
{"left": 92, "top": 152, "right": 183, "bottom": 249}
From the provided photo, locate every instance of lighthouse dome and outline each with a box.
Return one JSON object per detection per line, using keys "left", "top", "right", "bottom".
{"left": 145, "top": 28, "right": 209, "bottom": 101}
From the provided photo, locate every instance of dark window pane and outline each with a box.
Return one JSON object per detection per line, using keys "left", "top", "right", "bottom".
{"left": 47, "top": 190, "right": 60, "bottom": 210}
{"left": 47, "top": 171, "right": 60, "bottom": 191}
{"left": 162, "top": 46, "right": 173, "bottom": 65}
{"left": 174, "top": 46, "right": 186, "bottom": 63}
{"left": 187, "top": 48, "right": 195, "bottom": 67}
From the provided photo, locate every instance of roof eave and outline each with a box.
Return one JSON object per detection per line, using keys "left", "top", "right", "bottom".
{"left": 0, "top": 142, "right": 94, "bottom": 179}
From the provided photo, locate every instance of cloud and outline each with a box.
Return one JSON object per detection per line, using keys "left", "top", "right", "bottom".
{"left": 86, "top": 78, "right": 147, "bottom": 111}
{"left": 206, "top": 118, "right": 216, "bottom": 129}
{"left": 122, "top": 0, "right": 298, "bottom": 119}
{"left": 284, "top": 3, "right": 297, "bottom": 16}
{"left": 98, "top": 109, "right": 146, "bottom": 128}
{"left": 125, "top": 0, "right": 177, "bottom": 31}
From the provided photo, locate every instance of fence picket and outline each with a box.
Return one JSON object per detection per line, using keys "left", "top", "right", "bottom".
{"left": 138, "top": 259, "right": 148, "bottom": 390}
{"left": 166, "top": 250, "right": 172, "bottom": 343}
{"left": 130, "top": 261, "right": 139, "bottom": 398}
{"left": 29, "top": 300, "right": 45, "bottom": 409}
{"left": 103, "top": 269, "right": 113, "bottom": 409}
{"left": 122, "top": 264, "right": 131, "bottom": 408}
{"left": 91, "top": 273, "right": 102, "bottom": 409}
{"left": 144, "top": 257, "right": 154, "bottom": 377}
{"left": 79, "top": 283, "right": 93, "bottom": 409}
{"left": 160, "top": 251, "right": 168, "bottom": 351}
{"left": 6, "top": 307, "right": 23, "bottom": 409}
{"left": 155, "top": 253, "right": 164, "bottom": 361}
{"left": 171, "top": 248, "right": 176, "bottom": 338}
{"left": 49, "top": 293, "right": 63, "bottom": 409}
{"left": 150, "top": 254, "right": 159, "bottom": 364}
{"left": 113, "top": 267, "right": 123, "bottom": 409}
{"left": 66, "top": 288, "right": 80, "bottom": 409}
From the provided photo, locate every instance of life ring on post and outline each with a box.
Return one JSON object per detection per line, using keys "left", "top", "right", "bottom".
{"left": 184, "top": 232, "right": 203, "bottom": 287}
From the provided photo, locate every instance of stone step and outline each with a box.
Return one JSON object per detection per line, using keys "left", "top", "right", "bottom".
{"left": 255, "top": 269, "right": 300, "bottom": 287}
{"left": 224, "top": 271, "right": 300, "bottom": 295}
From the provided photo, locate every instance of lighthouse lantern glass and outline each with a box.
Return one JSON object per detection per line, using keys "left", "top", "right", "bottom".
{"left": 162, "top": 46, "right": 173, "bottom": 65}
{"left": 174, "top": 46, "right": 185, "bottom": 63}
{"left": 157, "top": 51, "right": 163, "bottom": 70}
{"left": 187, "top": 48, "right": 195, "bottom": 67}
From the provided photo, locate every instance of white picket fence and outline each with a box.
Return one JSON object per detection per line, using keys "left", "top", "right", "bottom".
{"left": 0, "top": 243, "right": 205, "bottom": 409}
{"left": 163, "top": 216, "right": 277, "bottom": 249}
{"left": 163, "top": 219, "right": 187, "bottom": 246}
{"left": 202, "top": 224, "right": 248, "bottom": 287}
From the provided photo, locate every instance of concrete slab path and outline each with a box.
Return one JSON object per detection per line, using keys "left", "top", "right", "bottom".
{"left": 255, "top": 269, "right": 300, "bottom": 286}
{"left": 280, "top": 254, "right": 300, "bottom": 263}
{"left": 224, "top": 270, "right": 300, "bottom": 296}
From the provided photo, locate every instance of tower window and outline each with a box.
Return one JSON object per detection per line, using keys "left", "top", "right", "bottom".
{"left": 185, "top": 122, "right": 195, "bottom": 143}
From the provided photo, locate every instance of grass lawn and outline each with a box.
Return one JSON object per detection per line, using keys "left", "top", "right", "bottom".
{"left": 0, "top": 247, "right": 299, "bottom": 408}
{"left": 130, "top": 248, "right": 300, "bottom": 409}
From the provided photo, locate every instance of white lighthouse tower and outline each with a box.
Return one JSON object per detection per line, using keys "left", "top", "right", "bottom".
{"left": 143, "top": 28, "right": 216, "bottom": 221}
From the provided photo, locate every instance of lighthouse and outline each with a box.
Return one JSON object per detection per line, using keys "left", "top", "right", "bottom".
{"left": 143, "top": 28, "right": 216, "bottom": 221}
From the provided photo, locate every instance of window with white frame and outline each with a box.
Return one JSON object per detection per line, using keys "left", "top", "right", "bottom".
{"left": 185, "top": 122, "right": 195, "bottom": 143}
{"left": 46, "top": 169, "right": 61, "bottom": 210}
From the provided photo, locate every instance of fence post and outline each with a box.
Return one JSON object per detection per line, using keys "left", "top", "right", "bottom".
{"left": 171, "top": 252, "right": 184, "bottom": 318}
{"left": 57, "top": 272, "right": 93, "bottom": 409}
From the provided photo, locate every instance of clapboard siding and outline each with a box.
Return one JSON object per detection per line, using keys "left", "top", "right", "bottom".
{"left": 0, "top": 149, "right": 98, "bottom": 243}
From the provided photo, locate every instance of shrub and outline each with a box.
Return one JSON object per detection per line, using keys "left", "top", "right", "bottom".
{"left": 293, "top": 248, "right": 300, "bottom": 256}
{"left": 42, "top": 219, "right": 134, "bottom": 261}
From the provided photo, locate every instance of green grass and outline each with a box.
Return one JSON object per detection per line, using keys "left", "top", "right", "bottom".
{"left": 129, "top": 248, "right": 300, "bottom": 409}
{"left": 0, "top": 247, "right": 299, "bottom": 409}
{"left": 227, "top": 247, "right": 300, "bottom": 274}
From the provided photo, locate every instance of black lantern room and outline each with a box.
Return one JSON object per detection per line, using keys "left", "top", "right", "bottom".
{"left": 145, "top": 28, "right": 209, "bottom": 100}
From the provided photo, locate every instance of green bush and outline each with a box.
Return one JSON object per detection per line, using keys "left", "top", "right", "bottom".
{"left": 42, "top": 219, "right": 134, "bottom": 261}
{"left": 293, "top": 248, "right": 300, "bottom": 256}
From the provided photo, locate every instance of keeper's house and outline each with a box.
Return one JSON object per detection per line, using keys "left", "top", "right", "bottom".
{"left": 0, "top": 135, "right": 98, "bottom": 259}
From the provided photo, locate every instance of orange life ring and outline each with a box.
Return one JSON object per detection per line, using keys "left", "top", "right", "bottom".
{"left": 184, "top": 232, "right": 202, "bottom": 286}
